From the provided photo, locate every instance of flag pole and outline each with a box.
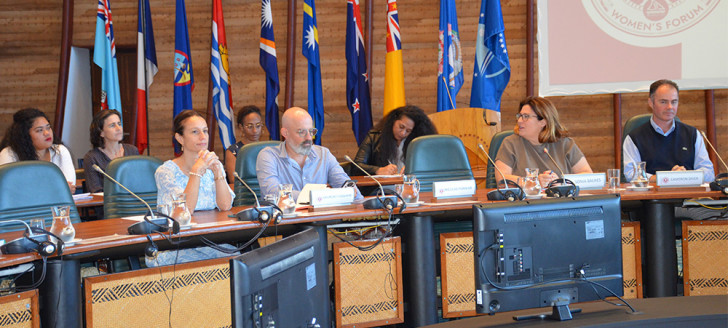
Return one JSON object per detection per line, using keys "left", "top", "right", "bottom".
{"left": 141, "top": 0, "right": 151, "bottom": 155}
{"left": 442, "top": 76, "right": 455, "bottom": 109}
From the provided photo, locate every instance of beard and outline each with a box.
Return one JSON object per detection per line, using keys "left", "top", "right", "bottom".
{"left": 291, "top": 140, "right": 313, "bottom": 156}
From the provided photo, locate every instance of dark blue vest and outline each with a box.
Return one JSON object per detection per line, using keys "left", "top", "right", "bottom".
{"left": 628, "top": 120, "right": 696, "bottom": 175}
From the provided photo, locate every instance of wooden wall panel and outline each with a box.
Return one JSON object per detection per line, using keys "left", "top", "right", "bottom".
{"left": 0, "top": 0, "right": 725, "bottom": 174}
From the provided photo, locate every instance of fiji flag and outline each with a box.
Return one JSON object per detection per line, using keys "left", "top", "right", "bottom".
{"left": 94, "top": 0, "right": 123, "bottom": 117}
{"left": 211, "top": 0, "right": 235, "bottom": 150}
{"left": 135, "top": 0, "right": 158, "bottom": 154}
{"left": 469, "top": 0, "right": 510, "bottom": 112}
{"left": 383, "top": 0, "right": 405, "bottom": 116}
{"left": 260, "top": 0, "right": 281, "bottom": 140}
{"left": 303, "top": 0, "right": 324, "bottom": 145}
{"left": 173, "top": 0, "right": 194, "bottom": 154}
{"left": 346, "top": 0, "right": 372, "bottom": 145}
{"left": 437, "top": 0, "right": 463, "bottom": 112}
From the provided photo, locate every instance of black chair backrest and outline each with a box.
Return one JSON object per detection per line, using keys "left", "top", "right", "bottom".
{"left": 404, "top": 135, "right": 474, "bottom": 193}
{"left": 621, "top": 114, "right": 680, "bottom": 180}
{"left": 233, "top": 141, "right": 280, "bottom": 206}
{"left": 103, "top": 155, "right": 163, "bottom": 219}
{"left": 0, "top": 161, "right": 80, "bottom": 233}
{"left": 485, "top": 130, "right": 514, "bottom": 188}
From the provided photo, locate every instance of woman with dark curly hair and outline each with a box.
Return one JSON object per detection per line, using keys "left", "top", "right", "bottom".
{"left": 224, "top": 105, "right": 263, "bottom": 182}
{"left": 354, "top": 105, "right": 438, "bottom": 175}
{"left": 82, "top": 109, "right": 139, "bottom": 193}
{"left": 0, "top": 107, "right": 76, "bottom": 192}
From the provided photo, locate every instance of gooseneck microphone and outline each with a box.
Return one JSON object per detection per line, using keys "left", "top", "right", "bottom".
{"left": 542, "top": 148, "right": 579, "bottom": 197}
{"left": 700, "top": 131, "right": 728, "bottom": 194}
{"left": 232, "top": 172, "right": 280, "bottom": 223}
{"left": 344, "top": 155, "right": 401, "bottom": 211}
{"left": 477, "top": 144, "right": 524, "bottom": 201}
{"left": 93, "top": 164, "right": 179, "bottom": 234}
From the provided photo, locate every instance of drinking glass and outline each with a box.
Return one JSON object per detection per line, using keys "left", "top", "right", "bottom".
{"left": 50, "top": 205, "right": 75, "bottom": 243}
{"left": 607, "top": 169, "right": 621, "bottom": 191}
{"left": 29, "top": 218, "right": 45, "bottom": 230}
{"left": 172, "top": 193, "right": 192, "bottom": 226}
{"left": 157, "top": 204, "right": 172, "bottom": 217}
{"left": 401, "top": 175, "right": 420, "bottom": 203}
{"left": 277, "top": 184, "right": 296, "bottom": 215}
{"left": 518, "top": 176, "right": 540, "bottom": 196}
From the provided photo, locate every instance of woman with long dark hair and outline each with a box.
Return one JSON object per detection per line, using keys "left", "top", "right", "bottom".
{"left": 0, "top": 107, "right": 76, "bottom": 192}
{"left": 82, "top": 109, "right": 139, "bottom": 193}
{"left": 354, "top": 105, "right": 438, "bottom": 175}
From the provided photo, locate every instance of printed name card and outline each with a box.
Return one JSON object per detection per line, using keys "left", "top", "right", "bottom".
{"left": 310, "top": 188, "right": 355, "bottom": 207}
{"left": 656, "top": 170, "right": 704, "bottom": 187}
{"left": 432, "top": 180, "right": 476, "bottom": 199}
{"left": 563, "top": 173, "right": 606, "bottom": 190}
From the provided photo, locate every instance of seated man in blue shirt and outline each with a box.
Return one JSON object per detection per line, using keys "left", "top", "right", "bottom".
{"left": 623, "top": 79, "right": 715, "bottom": 183}
{"left": 256, "top": 107, "right": 363, "bottom": 201}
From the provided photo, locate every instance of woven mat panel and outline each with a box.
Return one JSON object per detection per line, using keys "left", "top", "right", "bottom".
{"left": 0, "top": 290, "right": 37, "bottom": 328}
{"left": 683, "top": 221, "right": 728, "bottom": 296}
{"left": 621, "top": 222, "right": 641, "bottom": 299}
{"left": 84, "top": 257, "right": 233, "bottom": 328}
{"left": 333, "top": 237, "right": 403, "bottom": 328}
{"left": 440, "top": 232, "right": 477, "bottom": 318}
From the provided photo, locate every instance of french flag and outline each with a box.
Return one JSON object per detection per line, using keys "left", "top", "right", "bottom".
{"left": 135, "top": 0, "right": 157, "bottom": 153}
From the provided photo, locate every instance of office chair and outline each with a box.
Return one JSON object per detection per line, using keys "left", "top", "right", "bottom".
{"left": 404, "top": 135, "right": 474, "bottom": 193}
{"left": 233, "top": 141, "right": 280, "bottom": 207}
{"left": 0, "top": 161, "right": 81, "bottom": 234}
{"left": 103, "top": 155, "right": 163, "bottom": 219}
{"left": 485, "top": 130, "right": 514, "bottom": 188}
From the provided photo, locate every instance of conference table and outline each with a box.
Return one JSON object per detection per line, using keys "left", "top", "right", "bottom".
{"left": 1, "top": 183, "right": 723, "bottom": 327}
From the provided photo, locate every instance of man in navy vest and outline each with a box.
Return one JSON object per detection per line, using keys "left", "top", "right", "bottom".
{"left": 623, "top": 79, "right": 715, "bottom": 183}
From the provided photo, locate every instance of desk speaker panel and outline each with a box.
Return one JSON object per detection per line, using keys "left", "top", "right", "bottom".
{"left": 333, "top": 237, "right": 404, "bottom": 328}
{"left": 682, "top": 220, "right": 728, "bottom": 296}
{"left": 83, "top": 257, "right": 232, "bottom": 328}
{"left": 621, "top": 221, "right": 643, "bottom": 299}
{"left": 0, "top": 290, "right": 38, "bottom": 328}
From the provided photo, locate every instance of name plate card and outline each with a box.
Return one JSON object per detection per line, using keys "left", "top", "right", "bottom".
{"left": 310, "top": 188, "right": 355, "bottom": 207}
{"left": 656, "top": 170, "right": 704, "bottom": 187}
{"left": 564, "top": 173, "right": 606, "bottom": 190}
{"left": 432, "top": 180, "right": 476, "bottom": 199}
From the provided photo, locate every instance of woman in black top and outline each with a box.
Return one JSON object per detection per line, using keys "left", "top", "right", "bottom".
{"left": 354, "top": 105, "right": 437, "bottom": 175}
{"left": 82, "top": 110, "right": 139, "bottom": 193}
{"left": 224, "top": 105, "right": 263, "bottom": 182}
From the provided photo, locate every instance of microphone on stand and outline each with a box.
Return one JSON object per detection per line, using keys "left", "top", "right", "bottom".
{"left": 477, "top": 144, "right": 524, "bottom": 201}
{"left": 542, "top": 148, "right": 579, "bottom": 198}
{"left": 700, "top": 131, "right": 728, "bottom": 194}
{"left": 93, "top": 165, "right": 179, "bottom": 235}
{"left": 344, "top": 155, "right": 402, "bottom": 211}
{"left": 232, "top": 172, "right": 281, "bottom": 224}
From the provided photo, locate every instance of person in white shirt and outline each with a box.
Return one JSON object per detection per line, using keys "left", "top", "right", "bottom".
{"left": 0, "top": 107, "right": 76, "bottom": 193}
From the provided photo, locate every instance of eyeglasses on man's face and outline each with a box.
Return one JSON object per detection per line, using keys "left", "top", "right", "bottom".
{"left": 516, "top": 113, "right": 541, "bottom": 121}
{"left": 294, "top": 128, "right": 318, "bottom": 138}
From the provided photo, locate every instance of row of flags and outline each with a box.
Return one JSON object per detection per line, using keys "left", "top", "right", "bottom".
{"left": 92, "top": 0, "right": 510, "bottom": 151}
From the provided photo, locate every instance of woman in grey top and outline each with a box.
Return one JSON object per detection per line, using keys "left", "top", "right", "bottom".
{"left": 495, "top": 96, "right": 592, "bottom": 188}
{"left": 82, "top": 110, "right": 139, "bottom": 193}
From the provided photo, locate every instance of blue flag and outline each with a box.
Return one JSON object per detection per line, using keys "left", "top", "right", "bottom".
{"left": 260, "top": 0, "right": 281, "bottom": 140}
{"left": 173, "top": 0, "right": 194, "bottom": 154}
{"left": 437, "top": 0, "right": 463, "bottom": 112}
{"left": 302, "top": 0, "right": 324, "bottom": 145}
{"left": 470, "top": 0, "right": 510, "bottom": 112}
{"left": 94, "top": 0, "right": 123, "bottom": 117}
{"left": 345, "top": 0, "right": 372, "bottom": 145}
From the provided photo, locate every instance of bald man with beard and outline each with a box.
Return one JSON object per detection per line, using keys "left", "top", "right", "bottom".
{"left": 256, "top": 107, "right": 362, "bottom": 201}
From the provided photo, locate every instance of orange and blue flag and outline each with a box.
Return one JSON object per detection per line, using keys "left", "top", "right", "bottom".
{"left": 211, "top": 0, "right": 235, "bottom": 150}
{"left": 383, "top": 0, "right": 405, "bottom": 116}
{"left": 346, "top": 0, "right": 372, "bottom": 145}
{"left": 173, "top": 0, "right": 193, "bottom": 154}
{"left": 94, "top": 0, "right": 123, "bottom": 118}
{"left": 260, "top": 0, "right": 281, "bottom": 140}
{"left": 437, "top": 0, "right": 463, "bottom": 112}
{"left": 303, "top": 0, "right": 324, "bottom": 145}
{"left": 135, "top": 0, "right": 157, "bottom": 154}
{"left": 470, "top": 0, "right": 510, "bottom": 112}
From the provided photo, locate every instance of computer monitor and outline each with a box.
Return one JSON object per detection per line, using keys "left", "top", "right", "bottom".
{"left": 230, "top": 228, "right": 329, "bottom": 328}
{"left": 473, "top": 194, "right": 623, "bottom": 320}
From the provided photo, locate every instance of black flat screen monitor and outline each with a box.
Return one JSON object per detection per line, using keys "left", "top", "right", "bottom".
{"left": 230, "top": 228, "right": 329, "bottom": 328}
{"left": 473, "top": 194, "right": 623, "bottom": 320}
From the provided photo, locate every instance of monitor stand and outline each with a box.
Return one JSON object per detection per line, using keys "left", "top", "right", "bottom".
{"left": 512, "top": 301, "right": 582, "bottom": 321}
